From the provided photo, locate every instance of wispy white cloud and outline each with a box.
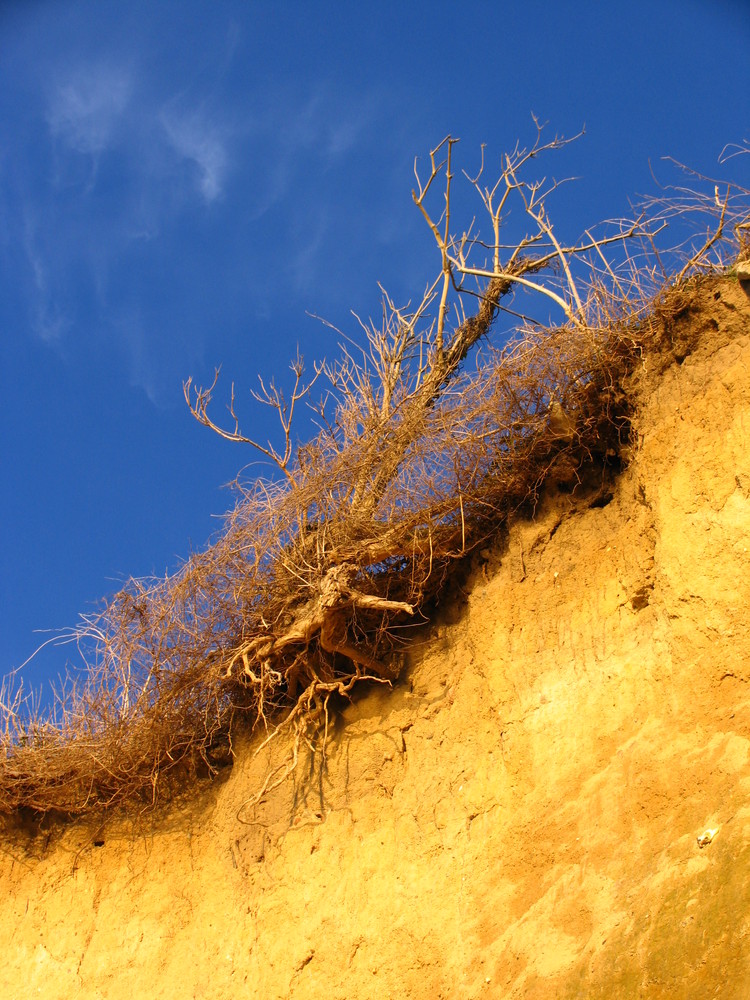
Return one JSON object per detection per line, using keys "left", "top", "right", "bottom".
{"left": 44, "top": 57, "right": 231, "bottom": 205}
{"left": 234, "top": 86, "right": 378, "bottom": 225}
{"left": 290, "top": 208, "right": 329, "bottom": 294}
{"left": 32, "top": 300, "right": 69, "bottom": 344}
{"left": 11, "top": 33, "right": 390, "bottom": 403}
{"left": 110, "top": 307, "right": 161, "bottom": 405}
{"left": 160, "top": 109, "right": 228, "bottom": 202}
{"left": 46, "top": 62, "right": 132, "bottom": 155}
{"left": 21, "top": 207, "right": 69, "bottom": 343}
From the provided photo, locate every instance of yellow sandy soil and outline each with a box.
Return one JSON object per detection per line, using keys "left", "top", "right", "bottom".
{"left": 2, "top": 277, "right": 750, "bottom": 999}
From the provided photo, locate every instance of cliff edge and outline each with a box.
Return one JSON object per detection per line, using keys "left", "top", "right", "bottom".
{"left": 2, "top": 275, "right": 749, "bottom": 999}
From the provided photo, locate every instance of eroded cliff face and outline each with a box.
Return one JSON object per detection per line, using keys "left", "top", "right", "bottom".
{"left": 2, "top": 277, "right": 749, "bottom": 1000}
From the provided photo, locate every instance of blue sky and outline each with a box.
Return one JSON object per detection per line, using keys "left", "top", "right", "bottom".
{"left": 2, "top": 0, "right": 749, "bottom": 697}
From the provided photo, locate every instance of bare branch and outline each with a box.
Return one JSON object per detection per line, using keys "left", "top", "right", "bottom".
{"left": 184, "top": 354, "right": 320, "bottom": 482}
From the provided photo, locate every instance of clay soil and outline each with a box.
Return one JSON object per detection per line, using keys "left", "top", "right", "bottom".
{"left": 2, "top": 277, "right": 750, "bottom": 999}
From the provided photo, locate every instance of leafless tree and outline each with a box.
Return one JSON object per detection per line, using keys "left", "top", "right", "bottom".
{"left": 1, "top": 123, "right": 746, "bottom": 818}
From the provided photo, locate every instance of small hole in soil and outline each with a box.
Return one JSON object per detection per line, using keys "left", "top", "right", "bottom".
{"left": 590, "top": 491, "right": 614, "bottom": 509}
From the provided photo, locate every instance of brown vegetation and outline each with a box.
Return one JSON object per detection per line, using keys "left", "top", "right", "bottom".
{"left": 1, "top": 124, "right": 747, "bottom": 819}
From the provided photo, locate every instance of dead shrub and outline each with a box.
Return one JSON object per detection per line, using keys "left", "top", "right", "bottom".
{"left": 2, "top": 124, "right": 748, "bottom": 820}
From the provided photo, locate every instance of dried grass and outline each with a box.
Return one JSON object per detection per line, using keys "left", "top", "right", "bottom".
{"left": 2, "top": 128, "right": 747, "bottom": 820}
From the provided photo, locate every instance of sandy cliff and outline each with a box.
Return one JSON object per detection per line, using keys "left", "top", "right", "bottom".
{"left": 2, "top": 276, "right": 749, "bottom": 999}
